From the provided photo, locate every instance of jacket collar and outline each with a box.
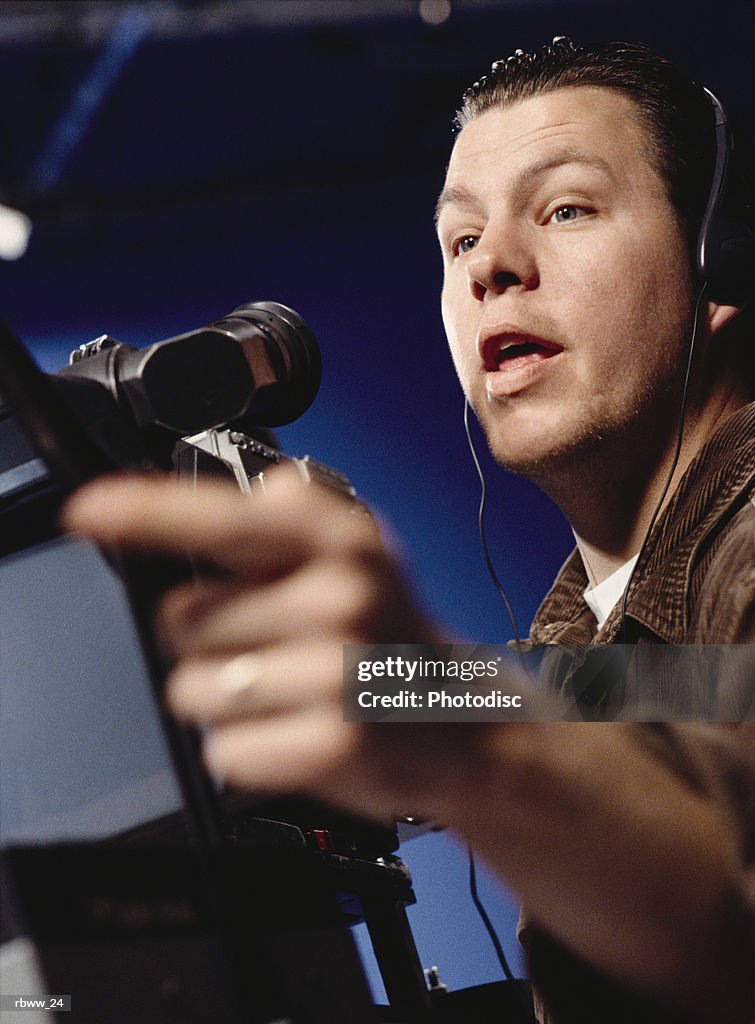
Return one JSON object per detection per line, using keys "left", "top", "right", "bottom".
{"left": 529, "top": 402, "right": 755, "bottom": 645}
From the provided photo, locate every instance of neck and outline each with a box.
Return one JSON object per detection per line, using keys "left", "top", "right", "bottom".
{"left": 542, "top": 386, "right": 747, "bottom": 587}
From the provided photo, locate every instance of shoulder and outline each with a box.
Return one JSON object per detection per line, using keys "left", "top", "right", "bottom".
{"left": 690, "top": 492, "right": 755, "bottom": 643}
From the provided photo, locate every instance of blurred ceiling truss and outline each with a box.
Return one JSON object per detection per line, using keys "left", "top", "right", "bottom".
{"left": 0, "top": 0, "right": 582, "bottom": 47}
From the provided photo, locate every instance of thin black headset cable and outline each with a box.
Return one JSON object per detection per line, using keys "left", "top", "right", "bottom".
{"left": 619, "top": 280, "right": 709, "bottom": 642}
{"left": 464, "top": 406, "right": 536, "bottom": 1018}
{"left": 468, "top": 846, "right": 516, "bottom": 983}
{"left": 463, "top": 397, "right": 523, "bottom": 646}
{"left": 469, "top": 846, "right": 537, "bottom": 1021}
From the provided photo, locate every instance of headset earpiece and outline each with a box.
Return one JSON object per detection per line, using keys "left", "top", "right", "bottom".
{"left": 696, "top": 89, "right": 755, "bottom": 306}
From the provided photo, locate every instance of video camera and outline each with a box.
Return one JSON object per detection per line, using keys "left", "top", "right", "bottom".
{"left": 0, "top": 307, "right": 535, "bottom": 1023}
{"left": 0, "top": 304, "right": 433, "bottom": 1024}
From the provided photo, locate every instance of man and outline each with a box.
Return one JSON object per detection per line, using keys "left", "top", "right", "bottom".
{"left": 63, "top": 39, "right": 754, "bottom": 1023}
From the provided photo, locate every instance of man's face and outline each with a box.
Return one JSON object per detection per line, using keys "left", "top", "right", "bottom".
{"left": 437, "top": 86, "right": 695, "bottom": 479}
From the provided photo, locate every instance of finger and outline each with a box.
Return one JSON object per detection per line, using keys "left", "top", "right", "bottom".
{"left": 61, "top": 469, "right": 378, "bottom": 578}
{"left": 202, "top": 710, "right": 396, "bottom": 819}
{"left": 158, "top": 559, "right": 382, "bottom": 655}
{"left": 166, "top": 642, "right": 344, "bottom": 725}
{"left": 203, "top": 712, "right": 479, "bottom": 824}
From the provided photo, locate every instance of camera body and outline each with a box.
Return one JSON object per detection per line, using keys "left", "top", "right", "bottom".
{"left": 173, "top": 427, "right": 357, "bottom": 499}
{"left": 0, "top": 307, "right": 433, "bottom": 1024}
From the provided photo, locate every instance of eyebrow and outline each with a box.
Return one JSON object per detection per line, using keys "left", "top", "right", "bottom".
{"left": 434, "top": 149, "right": 616, "bottom": 226}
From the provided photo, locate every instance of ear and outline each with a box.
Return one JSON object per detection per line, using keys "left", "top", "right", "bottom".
{"left": 707, "top": 300, "right": 744, "bottom": 337}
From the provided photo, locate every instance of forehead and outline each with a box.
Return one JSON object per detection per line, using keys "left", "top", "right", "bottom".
{"left": 441, "top": 86, "right": 660, "bottom": 197}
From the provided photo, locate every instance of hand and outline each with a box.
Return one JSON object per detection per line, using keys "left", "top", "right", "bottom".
{"left": 62, "top": 469, "right": 464, "bottom": 821}
{"left": 62, "top": 471, "right": 754, "bottom": 1019}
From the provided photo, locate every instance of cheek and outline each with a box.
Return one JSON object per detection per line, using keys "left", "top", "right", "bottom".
{"left": 440, "top": 282, "right": 472, "bottom": 383}
{"left": 561, "top": 237, "right": 668, "bottom": 339}
{"left": 577, "top": 219, "right": 693, "bottom": 326}
{"left": 560, "top": 237, "right": 636, "bottom": 305}
{"left": 610, "top": 238, "right": 693, "bottom": 359}
{"left": 570, "top": 238, "right": 693, "bottom": 394}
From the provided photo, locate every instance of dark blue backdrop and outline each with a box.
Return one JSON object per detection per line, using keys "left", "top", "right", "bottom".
{"left": 1, "top": 0, "right": 752, "bottom": 1000}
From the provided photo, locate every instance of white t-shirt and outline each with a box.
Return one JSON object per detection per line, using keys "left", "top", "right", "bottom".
{"left": 582, "top": 554, "right": 639, "bottom": 631}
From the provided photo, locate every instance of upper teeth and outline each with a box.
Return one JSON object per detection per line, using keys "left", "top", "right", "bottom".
{"left": 496, "top": 341, "right": 518, "bottom": 361}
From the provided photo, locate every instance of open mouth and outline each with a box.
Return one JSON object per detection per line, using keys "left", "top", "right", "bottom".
{"left": 482, "top": 334, "right": 563, "bottom": 370}
{"left": 495, "top": 340, "right": 551, "bottom": 363}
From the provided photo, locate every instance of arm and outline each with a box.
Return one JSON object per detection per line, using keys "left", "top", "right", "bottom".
{"left": 62, "top": 472, "right": 755, "bottom": 1023}
{"left": 454, "top": 720, "right": 754, "bottom": 1023}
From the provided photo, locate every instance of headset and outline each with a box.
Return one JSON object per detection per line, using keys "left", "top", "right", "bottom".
{"left": 697, "top": 87, "right": 755, "bottom": 305}
{"left": 618, "top": 86, "right": 755, "bottom": 641}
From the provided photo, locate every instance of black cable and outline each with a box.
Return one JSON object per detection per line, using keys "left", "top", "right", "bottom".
{"left": 463, "top": 411, "right": 538, "bottom": 1020}
{"left": 463, "top": 398, "right": 523, "bottom": 646}
{"left": 619, "top": 281, "right": 709, "bottom": 642}
{"left": 468, "top": 846, "right": 516, "bottom": 983}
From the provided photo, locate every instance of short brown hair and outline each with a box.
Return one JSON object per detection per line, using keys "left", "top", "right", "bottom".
{"left": 458, "top": 39, "right": 718, "bottom": 244}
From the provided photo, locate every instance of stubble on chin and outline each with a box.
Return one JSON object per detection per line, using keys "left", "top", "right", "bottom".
{"left": 479, "top": 380, "right": 681, "bottom": 497}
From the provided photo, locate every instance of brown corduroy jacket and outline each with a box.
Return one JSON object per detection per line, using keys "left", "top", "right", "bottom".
{"left": 519, "top": 402, "right": 755, "bottom": 1024}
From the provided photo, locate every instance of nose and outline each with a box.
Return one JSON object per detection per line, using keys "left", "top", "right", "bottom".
{"left": 465, "top": 227, "right": 539, "bottom": 301}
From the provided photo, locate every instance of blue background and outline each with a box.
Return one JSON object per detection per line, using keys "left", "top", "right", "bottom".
{"left": 1, "top": 0, "right": 752, "bottom": 1000}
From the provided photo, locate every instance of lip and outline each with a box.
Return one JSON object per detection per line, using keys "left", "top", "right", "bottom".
{"left": 477, "top": 329, "right": 564, "bottom": 398}
{"left": 477, "top": 328, "right": 563, "bottom": 368}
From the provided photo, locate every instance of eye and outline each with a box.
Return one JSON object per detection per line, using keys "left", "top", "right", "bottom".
{"left": 549, "top": 204, "right": 588, "bottom": 224}
{"left": 454, "top": 235, "right": 479, "bottom": 255}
